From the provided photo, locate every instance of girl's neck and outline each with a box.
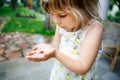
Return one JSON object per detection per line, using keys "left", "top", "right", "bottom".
{"left": 73, "top": 18, "right": 91, "bottom": 32}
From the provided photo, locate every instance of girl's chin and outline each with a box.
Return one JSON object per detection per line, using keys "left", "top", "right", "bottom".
{"left": 64, "top": 29, "right": 72, "bottom": 32}
{"left": 60, "top": 27, "right": 72, "bottom": 32}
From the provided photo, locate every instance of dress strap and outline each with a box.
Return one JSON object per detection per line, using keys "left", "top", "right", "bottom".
{"left": 80, "top": 19, "right": 103, "bottom": 42}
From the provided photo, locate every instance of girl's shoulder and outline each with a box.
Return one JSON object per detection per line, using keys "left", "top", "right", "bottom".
{"left": 84, "top": 19, "right": 103, "bottom": 32}
{"left": 87, "top": 19, "right": 103, "bottom": 28}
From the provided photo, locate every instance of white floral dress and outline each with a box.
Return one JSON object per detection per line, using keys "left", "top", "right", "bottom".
{"left": 50, "top": 19, "right": 103, "bottom": 80}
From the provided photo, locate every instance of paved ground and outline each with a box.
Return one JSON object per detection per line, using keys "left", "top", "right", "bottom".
{"left": 95, "top": 55, "right": 120, "bottom": 80}
{"left": 0, "top": 54, "right": 120, "bottom": 80}
{"left": 0, "top": 58, "right": 54, "bottom": 80}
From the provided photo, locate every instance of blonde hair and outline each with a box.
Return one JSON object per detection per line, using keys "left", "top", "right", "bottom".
{"left": 41, "top": 0, "right": 100, "bottom": 29}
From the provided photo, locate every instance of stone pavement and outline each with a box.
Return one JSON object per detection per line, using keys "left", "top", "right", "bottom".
{"left": 0, "top": 17, "right": 52, "bottom": 62}
{"left": 0, "top": 32, "right": 52, "bottom": 62}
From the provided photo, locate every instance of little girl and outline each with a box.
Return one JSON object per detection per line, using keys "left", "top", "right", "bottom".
{"left": 26, "top": 0, "right": 103, "bottom": 80}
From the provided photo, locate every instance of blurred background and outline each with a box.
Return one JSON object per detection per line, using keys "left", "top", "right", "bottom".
{"left": 0, "top": 0, "right": 120, "bottom": 80}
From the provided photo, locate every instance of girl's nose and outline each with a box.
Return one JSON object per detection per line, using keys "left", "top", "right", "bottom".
{"left": 53, "top": 17, "right": 61, "bottom": 25}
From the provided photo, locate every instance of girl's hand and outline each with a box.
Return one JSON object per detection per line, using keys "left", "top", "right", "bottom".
{"left": 26, "top": 44, "right": 56, "bottom": 62}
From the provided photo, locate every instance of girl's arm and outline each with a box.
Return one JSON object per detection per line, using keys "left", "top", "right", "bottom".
{"left": 52, "top": 26, "right": 61, "bottom": 49}
{"left": 54, "top": 24, "right": 103, "bottom": 75}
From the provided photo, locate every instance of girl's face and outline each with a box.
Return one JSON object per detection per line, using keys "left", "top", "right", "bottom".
{"left": 50, "top": 11, "right": 76, "bottom": 32}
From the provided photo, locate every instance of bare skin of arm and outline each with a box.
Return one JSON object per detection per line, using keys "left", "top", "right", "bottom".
{"left": 54, "top": 24, "right": 103, "bottom": 74}
{"left": 51, "top": 26, "right": 61, "bottom": 49}
{"left": 26, "top": 24, "right": 103, "bottom": 75}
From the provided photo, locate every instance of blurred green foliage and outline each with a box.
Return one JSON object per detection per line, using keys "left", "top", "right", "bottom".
{"left": 107, "top": 10, "right": 120, "bottom": 23}
{"left": 1, "top": 17, "right": 55, "bottom": 36}
{"left": 107, "top": 0, "right": 120, "bottom": 23}
{"left": 0, "top": 5, "right": 55, "bottom": 36}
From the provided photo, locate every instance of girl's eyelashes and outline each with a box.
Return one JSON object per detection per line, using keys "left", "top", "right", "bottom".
{"left": 51, "top": 13, "right": 68, "bottom": 18}
{"left": 59, "top": 14, "right": 67, "bottom": 17}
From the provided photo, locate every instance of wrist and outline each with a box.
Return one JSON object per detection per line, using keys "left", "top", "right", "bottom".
{"left": 50, "top": 44, "right": 59, "bottom": 58}
{"left": 54, "top": 48, "right": 59, "bottom": 58}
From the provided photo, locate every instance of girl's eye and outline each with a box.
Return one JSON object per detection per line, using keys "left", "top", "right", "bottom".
{"left": 59, "top": 14, "right": 67, "bottom": 18}
{"left": 50, "top": 13, "right": 67, "bottom": 18}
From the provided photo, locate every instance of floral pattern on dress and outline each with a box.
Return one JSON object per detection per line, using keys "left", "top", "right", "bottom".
{"left": 50, "top": 19, "right": 103, "bottom": 80}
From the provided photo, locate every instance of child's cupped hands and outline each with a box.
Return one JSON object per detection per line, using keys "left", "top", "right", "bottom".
{"left": 26, "top": 44, "right": 56, "bottom": 62}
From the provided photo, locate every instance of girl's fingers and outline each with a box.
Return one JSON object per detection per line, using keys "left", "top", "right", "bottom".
{"left": 32, "top": 46, "right": 39, "bottom": 51}
{"left": 26, "top": 53, "right": 46, "bottom": 62}
{"left": 26, "top": 44, "right": 52, "bottom": 62}
{"left": 32, "top": 44, "right": 44, "bottom": 51}
{"left": 26, "top": 51, "right": 36, "bottom": 56}
{"left": 26, "top": 53, "right": 43, "bottom": 58}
